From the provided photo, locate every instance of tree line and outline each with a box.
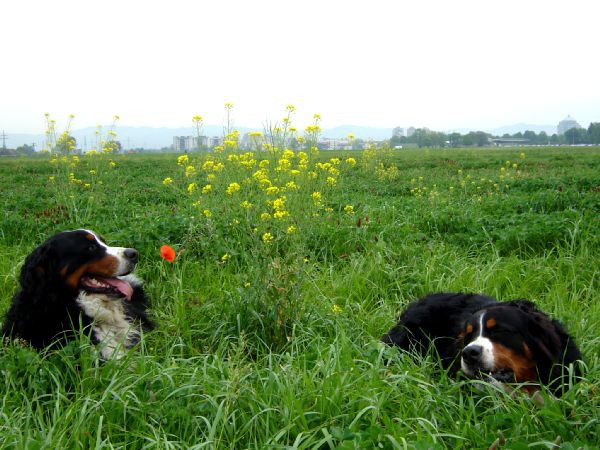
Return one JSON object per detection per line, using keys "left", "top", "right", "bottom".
{"left": 390, "top": 122, "right": 600, "bottom": 148}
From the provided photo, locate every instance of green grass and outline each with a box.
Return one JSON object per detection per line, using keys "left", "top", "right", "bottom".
{"left": 0, "top": 147, "right": 598, "bottom": 449}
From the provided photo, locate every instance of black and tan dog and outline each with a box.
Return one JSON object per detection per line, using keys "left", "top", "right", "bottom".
{"left": 382, "top": 292, "right": 582, "bottom": 395}
{"left": 1, "top": 229, "right": 153, "bottom": 359}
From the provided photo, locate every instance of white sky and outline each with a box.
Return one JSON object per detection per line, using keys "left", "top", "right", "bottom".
{"left": 2, "top": 0, "right": 599, "bottom": 133}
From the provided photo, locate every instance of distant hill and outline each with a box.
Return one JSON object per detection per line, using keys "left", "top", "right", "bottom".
{"left": 4, "top": 122, "right": 559, "bottom": 150}
{"left": 5, "top": 124, "right": 394, "bottom": 150}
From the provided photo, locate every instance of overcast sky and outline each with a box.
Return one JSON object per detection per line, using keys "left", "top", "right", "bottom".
{"left": 2, "top": 0, "right": 599, "bottom": 134}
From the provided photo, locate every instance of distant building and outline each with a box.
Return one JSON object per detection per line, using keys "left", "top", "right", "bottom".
{"left": 173, "top": 135, "right": 217, "bottom": 151}
{"left": 557, "top": 115, "right": 582, "bottom": 135}
{"left": 406, "top": 127, "right": 416, "bottom": 137}
{"left": 173, "top": 136, "right": 198, "bottom": 152}
{"left": 317, "top": 137, "right": 353, "bottom": 150}
{"left": 392, "top": 127, "right": 405, "bottom": 138}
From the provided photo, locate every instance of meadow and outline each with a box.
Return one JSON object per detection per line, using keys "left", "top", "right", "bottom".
{"left": 0, "top": 144, "right": 598, "bottom": 449}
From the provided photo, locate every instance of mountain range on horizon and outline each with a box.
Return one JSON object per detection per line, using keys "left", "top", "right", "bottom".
{"left": 4, "top": 123, "right": 560, "bottom": 150}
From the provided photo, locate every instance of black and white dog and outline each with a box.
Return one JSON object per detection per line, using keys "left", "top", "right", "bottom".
{"left": 1, "top": 230, "right": 153, "bottom": 359}
{"left": 382, "top": 292, "right": 582, "bottom": 395}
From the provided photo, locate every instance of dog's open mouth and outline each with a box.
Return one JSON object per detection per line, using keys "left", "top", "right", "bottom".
{"left": 481, "top": 368, "right": 515, "bottom": 383}
{"left": 80, "top": 276, "right": 133, "bottom": 301}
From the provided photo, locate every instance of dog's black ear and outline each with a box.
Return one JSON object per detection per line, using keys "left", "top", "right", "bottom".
{"left": 19, "top": 241, "right": 57, "bottom": 293}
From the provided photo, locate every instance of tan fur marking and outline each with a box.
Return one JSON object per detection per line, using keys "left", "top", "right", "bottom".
{"left": 466, "top": 324, "right": 473, "bottom": 334}
{"left": 486, "top": 318, "right": 496, "bottom": 329}
{"left": 493, "top": 343, "right": 537, "bottom": 382}
{"left": 63, "top": 255, "right": 120, "bottom": 289}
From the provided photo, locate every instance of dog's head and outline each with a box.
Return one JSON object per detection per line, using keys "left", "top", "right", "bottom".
{"left": 459, "top": 300, "right": 568, "bottom": 386}
{"left": 20, "top": 229, "right": 138, "bottom": 300}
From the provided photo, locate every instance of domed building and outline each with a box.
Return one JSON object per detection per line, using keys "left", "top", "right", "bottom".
{"left": 557, "top": 115, "right": 582, "bottom": 135}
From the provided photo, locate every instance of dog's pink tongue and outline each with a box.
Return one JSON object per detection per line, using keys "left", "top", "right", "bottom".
{"left": 97, "top": 277, "right": 133, "bottom": 301}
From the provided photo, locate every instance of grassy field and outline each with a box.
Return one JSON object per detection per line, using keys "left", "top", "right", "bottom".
{"left": 0, "top": 146, "right": 598, "bottom": 449}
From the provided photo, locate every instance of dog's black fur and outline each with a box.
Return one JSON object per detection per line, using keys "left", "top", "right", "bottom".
{"left": 1, "top": 230, "right": 153, "bottom": 357}
{"left": 382, "top": 292, "right": 582, "bottom": 395}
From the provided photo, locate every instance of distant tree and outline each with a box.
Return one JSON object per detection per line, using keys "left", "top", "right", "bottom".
{"left": 104, "top": 140, "right": 122, "bottom": 153}
{"left": 16, "top": 144, "right": 35, "bottom": 155}
{"left": 352, "top": 138, "right": 365, "bottom": 150}
{"left": 550, "top": 133, "right": 560, "bottom": 144}
{"left": 523, "top": 130, "right": 537, "bottom": 143}
{"left": 537, "top": 131, "right": 549, "bottom": 145}
{"left": 389, "top": 135, "right": 403, "bottom": 148}
{"left": 462, "top": 131, "right": 490, "bottom": 147}
{"left": 448, "top": 132, "right": 461, "bottom": 147}
{"left": 587, "top": 122, "right": 600, "bottom": 144}
{"left": 564, "top": 127, "right": 588, "bottom": 145}
{"left": 55, "top": 134, "right": 76, "bottom": 154}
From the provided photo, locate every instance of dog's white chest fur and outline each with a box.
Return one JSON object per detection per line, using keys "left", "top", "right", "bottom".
{"left": 76, "top": 291, "right": 139, "bottom": 359}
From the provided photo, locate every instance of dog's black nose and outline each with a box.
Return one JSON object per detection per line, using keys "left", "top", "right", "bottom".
{"left": 124, "top": 248, "right": 139, "bottom": 263}
{"left": 462, "top": 345, "right": 482, "bottom": 363}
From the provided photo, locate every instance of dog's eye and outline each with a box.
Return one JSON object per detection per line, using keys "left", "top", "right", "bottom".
{"left": 88, "top": 244, "right": 98, "bottom": 252}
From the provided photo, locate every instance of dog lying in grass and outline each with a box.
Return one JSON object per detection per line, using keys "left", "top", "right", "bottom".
{"left": 382, "top": 292, "right": 582, "bottom": 396}
{"left": 1, "top": 229, "right": 153, "bottom": 359}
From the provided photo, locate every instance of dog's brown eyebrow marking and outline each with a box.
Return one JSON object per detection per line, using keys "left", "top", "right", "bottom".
{"left": 486, "top": 318, "right": 497, "bottom": 329}
{"left": 85, "top": 233, "right": 96, "bottom": 241}
{"left": 466, "top": 323, "right": 473, "bottom": 334}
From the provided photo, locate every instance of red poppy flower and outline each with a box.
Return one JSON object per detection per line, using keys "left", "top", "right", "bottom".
{"left": 160, "top": 245, "right": 176, "bottom": 262}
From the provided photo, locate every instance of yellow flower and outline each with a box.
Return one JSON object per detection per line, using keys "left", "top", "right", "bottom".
{"left": 272, "top": 196, "right": 286, "bottom": 211}
{"left": 48, "top": 176, "right": 55, "bottom": 183}
{"left": 221, "top": 253, "right": 230, "bottom": 263}
{"left": 177, "top": 154, "right": 189, "bottom": 166}
{"left": 262, "top": 232, "right": 274, "bottom": 243}
{"left": 203, "top": 209, "right": 212, "bottom": 218}
{"left": 84, "top": 183, "right": 91, "bottom": 189}
{"left": 311, "top": 191, "right": 322, "bottom": 203}
{"left": 240, "top": 200, "right": 253, "bottom": 209}
{"left": 265, "top": 186, "right": 280, "bottom": 195}
{"left": 163, "top": 177, "right": 173, "bottom": 186}
{"left": 207, "top": 173, "right": 216, "bottom": 181}
{"left": 109, "top": 160, "right": 116, "bottom": 168}
{"left": 287, "top": 225, "right": 297, "bottom": 234}
{"left": 192, "top": 115, "right": 203, "bottom": 123}
{"left": 285, "top": 181, "right": 299, "bottom": 190}
{"left": 273, "top": 210, "right": 289, "bottom": 219}
{"left": 345, "top": 157, "right": 356, "bottom": 166}
{"left": 244, "top": 282, "right": 251, "bottom": 288}
{"left": 185, "top": 165, "right": 196, "bottom": 177}
{"left": 202, "top": 184, "right": 212, "bottom": 194}
{"left": 260, "top": 212, "right": 271, "bottom": 221}
{"left": 326, "top": 176, "right": 337, "bottom": 186}
{"left": 187, "top": 182, "right": 197, "bottom": 194}
{"left": 331, "top": 304, "right": 343, "bottom": 314}
{"left": 344, "top": 205, "right": 354, "bottom": 214}
{"left": 89, "top": 170, "right": 96, "bottom": 176}
{"left": 226, "top": 182, "right": 241, "bottom": 195}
